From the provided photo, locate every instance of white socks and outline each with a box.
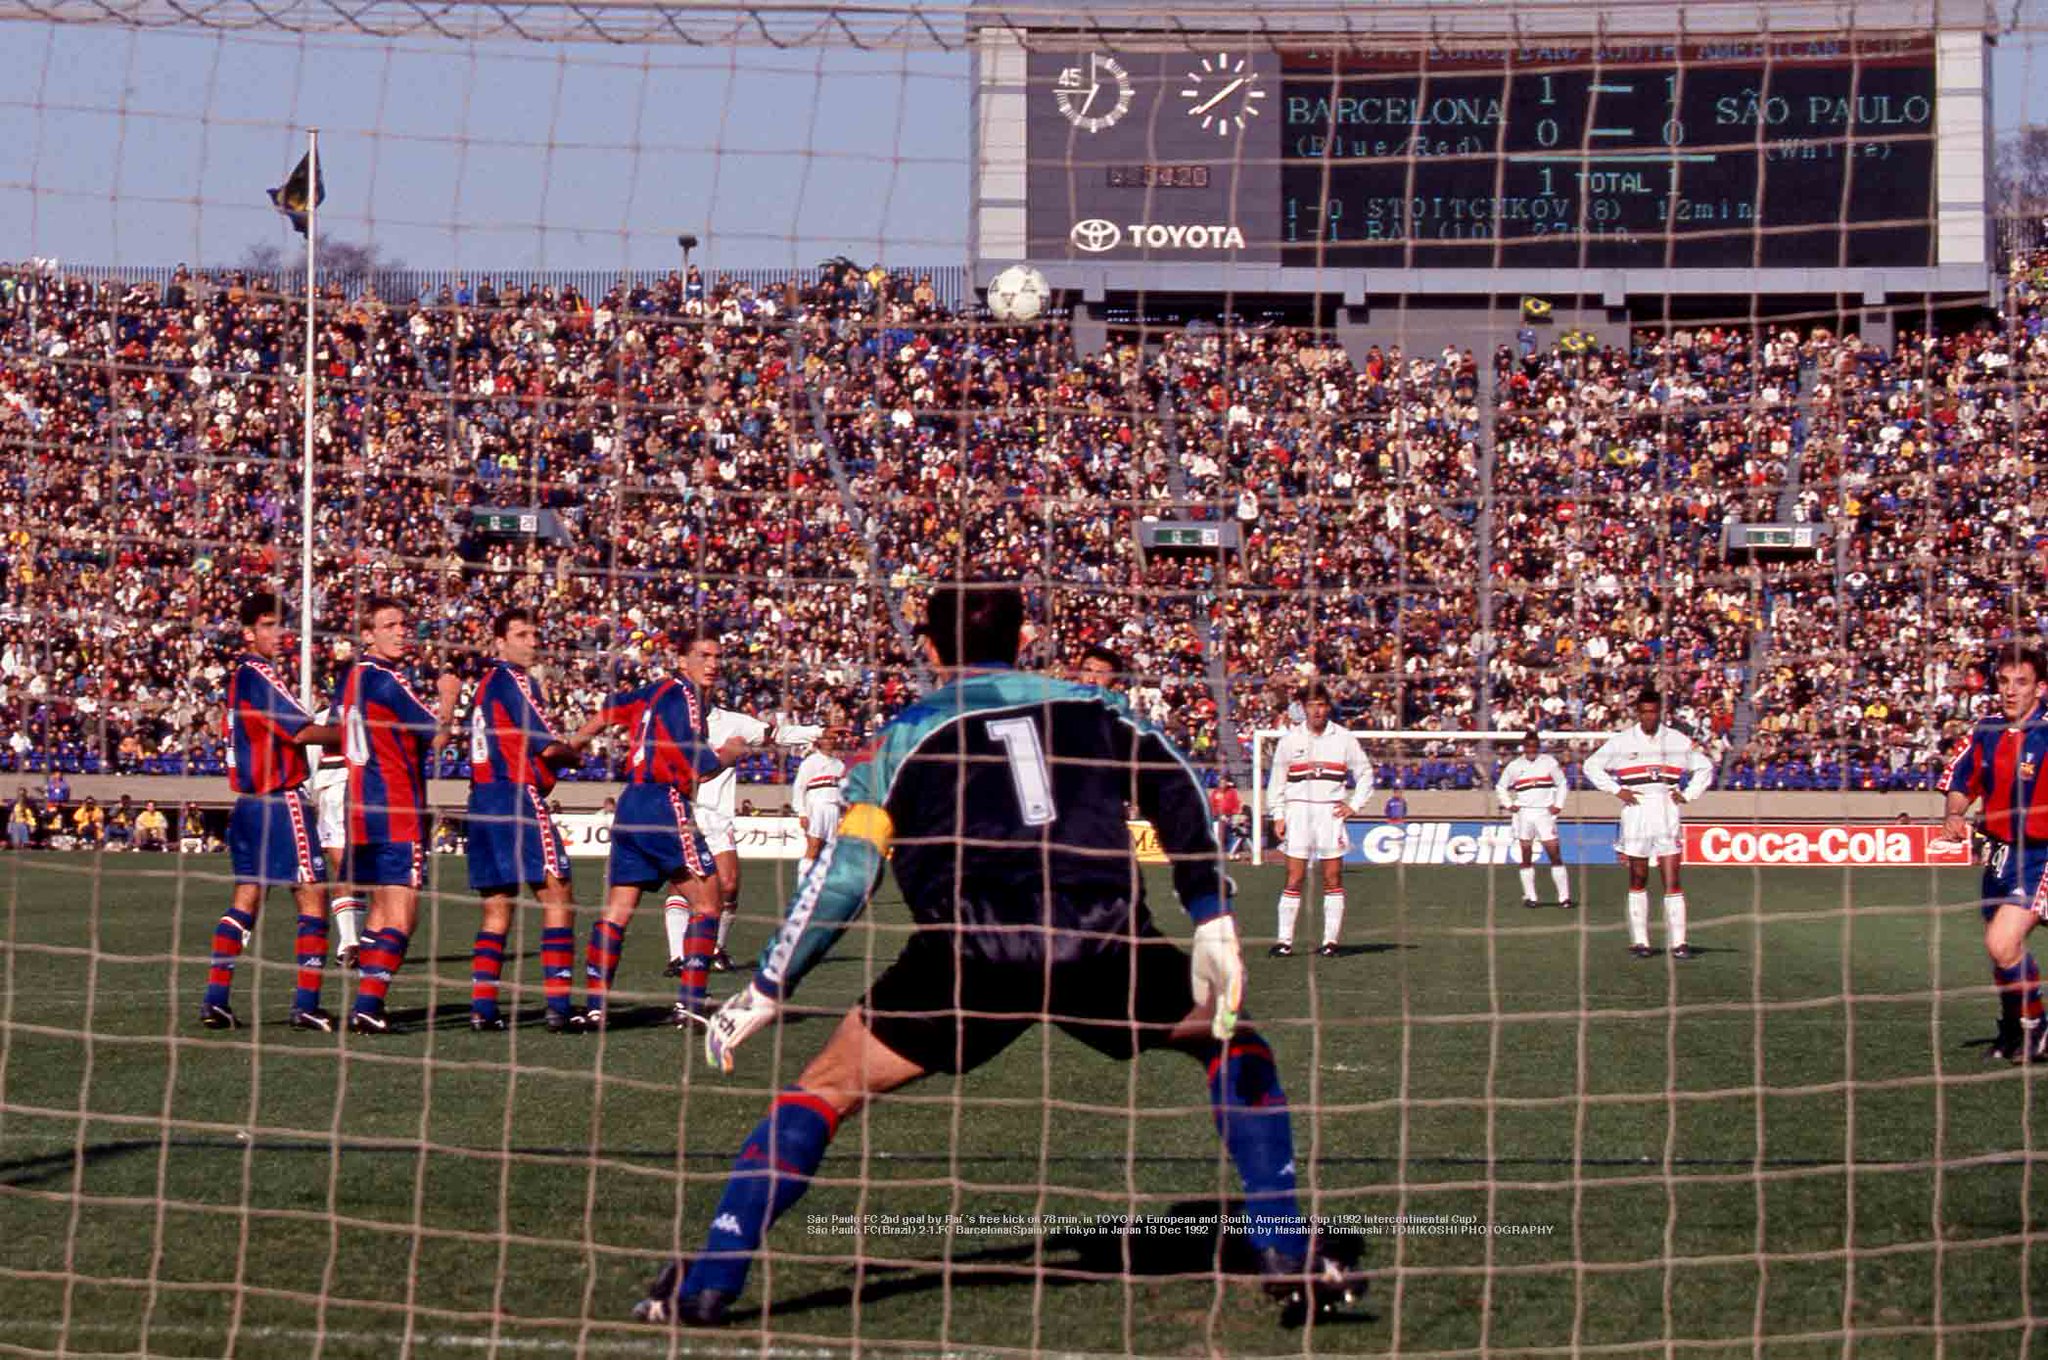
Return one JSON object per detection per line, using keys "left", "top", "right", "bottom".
{"left": 663, "top": 895, "right": 690, "bottom": 961}
{"left": 798, "top": 856, "right": 815, "bottom": 881}
{"left": 332, "top": 898, "right": 364, "bottom": 951}
{"left": 1627, "top": 891, "right": 1651, "bottom": 949}
{"left": 1518, "top": 867, "right": 1538, "bottom": 899}
{"left": 1663, "top": 893, "right": 1687, "bottom": 949}
{"left": 1551, "top": 865, "right": 1571, "bottom": 901}
{"left": 715, "top": 903, "right": 736, "bottom": 950}
{"left": 1322, "top": 891, "right": 1345, "bottom": 948}
{"left": 1276, "top": 890, "right": 1301, "bottom": 946}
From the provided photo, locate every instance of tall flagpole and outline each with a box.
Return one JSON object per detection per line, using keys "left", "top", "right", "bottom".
{"left": 298, "top": 127, "right": 319, "bottom": 708}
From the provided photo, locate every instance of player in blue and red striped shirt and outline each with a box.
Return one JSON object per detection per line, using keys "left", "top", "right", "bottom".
{"left": 201, "top": 591, "right": 345, "bottom": 1032}
{"left": 1944, "top": 645, "right": 2048, "bottom": 1063}
{"left": 567, "top": 628, "right": 748, "bottom": 1028}
{"left": 465, "top": 607, "right": 583, "bottom": 1033}
{"left": 338, "top": 594, "right": 461, "bottom": 1035}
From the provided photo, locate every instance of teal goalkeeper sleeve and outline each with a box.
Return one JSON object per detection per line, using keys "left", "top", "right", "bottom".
{"left": 750, "top": 802, "right": 890, "bottom": 1000}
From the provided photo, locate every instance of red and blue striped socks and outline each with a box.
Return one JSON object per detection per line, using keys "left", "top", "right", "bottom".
{"left": 471, "top": 930, "right": 508, "bottom": 1022}
{"left": 292, "top": 914, "right": 328, "bottom": 1013}
{"left": 203, "top": 907, "right": 257, "bottom": 1011}
{"left": 540, "top": 926, "right": 575, "bottom": 1018}
{"left": 677, "top": 913, "right": 719, "bottom": 1010}
{"left": 352, "top": 927, "right": 411, "bottom": 1018}
{"left": 584, "top": 919, "right": 626, "bottom": 1016}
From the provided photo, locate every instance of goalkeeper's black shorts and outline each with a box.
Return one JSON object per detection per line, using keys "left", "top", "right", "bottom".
{"left": 860, "top": 924, "right": 1199, "bottom": 1076}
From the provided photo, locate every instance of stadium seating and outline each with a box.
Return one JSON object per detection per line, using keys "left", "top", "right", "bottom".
{"left": 0, "top": 250, "right": 2043, "bottom": 795}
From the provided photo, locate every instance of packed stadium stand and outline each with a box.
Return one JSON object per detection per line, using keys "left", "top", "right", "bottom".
{"left": 0, "top": 250, "right": 2043, "bottom": 805}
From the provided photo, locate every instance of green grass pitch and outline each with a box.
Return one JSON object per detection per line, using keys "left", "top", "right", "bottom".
{"left": 1, "top": 852, "right": 2043, "bottom": 1357}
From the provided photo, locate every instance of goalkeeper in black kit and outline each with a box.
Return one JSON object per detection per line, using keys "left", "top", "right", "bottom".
{"left": 635, "top": 584, "right": 1365, "bottom": 1329}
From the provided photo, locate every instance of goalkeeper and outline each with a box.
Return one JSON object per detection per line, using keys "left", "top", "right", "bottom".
{"left": 636, "top": 584, "right": 1364, "bottom": 1329}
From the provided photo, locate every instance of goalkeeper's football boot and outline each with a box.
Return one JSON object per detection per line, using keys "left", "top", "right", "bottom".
{"left": 1629, "top": 943, "right": 1655, "bottom": 960}
{"left": 670, "top": 1001, "right": 711, "bottom": 1030}
{"left": 288, "top": 1007, "right": 336, "bottom": 1033}
{"left": 663, "top": 956, "right": 685, "bottom": 978}
{"left": 632, "top": 1259, "right": 731, "bottom": 1327}
{"left": 1669, "top": 943, "right": 1699, "bottom": 962}
{"left": 1258, "top": 1233, "right": 1368, "bottom": 1328}
{"left": 1268, "top": 943, "right": 1294, "bottom": 958}
{"left": 710, "top": 948, "right": 737, "bottom": 973}
{"left": 1987, "top": 1018, "right": 2023, "bottom": 1063}
{"left": 1315, "top": 943, "right": 1339, "bottom": 958}
{"left": 198, "top": 1002, "right": 240, "bottom": 1030}
{"left": 334, "top": 944, "right": 359, "bottom": 971}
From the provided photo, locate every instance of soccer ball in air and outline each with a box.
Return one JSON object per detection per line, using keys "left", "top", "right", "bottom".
{"left": 985, "top": 265, "right": 1051, "bottom": 323}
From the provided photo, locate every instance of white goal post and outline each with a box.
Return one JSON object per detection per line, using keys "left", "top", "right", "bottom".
{"left": 1246, "top": 728, "right": 1614, "bottom": 866}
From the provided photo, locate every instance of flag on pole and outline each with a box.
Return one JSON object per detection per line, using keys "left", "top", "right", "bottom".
{"left": 268, "top": 151, "right": 325, "bottom": 236}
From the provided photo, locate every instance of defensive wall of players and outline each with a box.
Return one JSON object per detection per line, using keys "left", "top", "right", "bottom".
{"left": 17, "top": 773, "right": 1951, "bottom": 824}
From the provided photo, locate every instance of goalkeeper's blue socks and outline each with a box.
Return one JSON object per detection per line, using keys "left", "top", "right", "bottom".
{"left": 682, "top": 1089, "right": 841, "bottom": 1298}
{"left": 1208, "top": 1031, "right": 1310, "bottom": 1254}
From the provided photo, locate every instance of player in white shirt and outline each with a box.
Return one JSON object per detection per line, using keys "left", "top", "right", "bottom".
{"left": 1584, "top": 688, "right": 1715, "bottom": 960}
{"left": 1495, "top": 732, "right": 1573, "bottom": 910}
{"left": 310, "top": 645, "right": 364, "bottom": 966}
{"left": 1263, "top": 683, "right": 1375, "bottom": 956}
{"left": 792, "top": 728, "right": 849, "bottom": 880}
{"left": 664, "top": 707, "right": 821, "bottom": 976}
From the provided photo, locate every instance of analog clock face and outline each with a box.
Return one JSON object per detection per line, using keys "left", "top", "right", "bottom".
{"left": 1053, "top": 53, "right": 1135, "bottom": 133}
{"left": 1180, "top": 52, "right": 1266, "bottom": 136}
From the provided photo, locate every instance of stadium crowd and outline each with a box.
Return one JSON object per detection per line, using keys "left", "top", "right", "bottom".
{"left": 0, "top": 247, "right": 2044, "bottom": 805}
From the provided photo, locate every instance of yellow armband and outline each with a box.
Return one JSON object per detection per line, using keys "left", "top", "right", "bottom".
{"left": 837, "top": 802, "right": 893, "bottom": 852}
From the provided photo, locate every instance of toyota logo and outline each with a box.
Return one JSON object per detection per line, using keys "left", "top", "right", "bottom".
{"left": 1069, "top": 219, "right": 1121, "bottom": 253}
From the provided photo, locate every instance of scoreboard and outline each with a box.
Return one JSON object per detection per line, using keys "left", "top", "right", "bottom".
{"left": 1280, "top": 37, "right": 1934, "bottom": 267}
{"left": 1008, "top": 31, "right": 1965, "bottom": 276}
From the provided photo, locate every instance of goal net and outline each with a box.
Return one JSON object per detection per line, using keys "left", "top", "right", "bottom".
{"left": 1, "top": 0, "right": 2045, "bottom": 1355}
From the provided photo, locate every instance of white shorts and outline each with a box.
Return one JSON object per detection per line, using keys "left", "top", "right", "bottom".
{"left": 1510, "top": 807, "right": 1559, "bottom": 845}
{"left": 805, "top": 802, "right": 841, "bottom": 843}
{"left": 1281, "top": 805, "right": 1350, "bottom": 862}
{"left": 1616, "top": 795, "right": 1681, "bottom": 860}
{"left": 697, "top": 807, "right": 736, "bottom": 857}
{"left": 316, "top": 783, "right": 347, "bottom": 852}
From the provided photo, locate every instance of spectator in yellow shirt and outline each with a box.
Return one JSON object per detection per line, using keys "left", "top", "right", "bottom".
{"left": 135, "top": 802, "right": 169, "bottom": 852}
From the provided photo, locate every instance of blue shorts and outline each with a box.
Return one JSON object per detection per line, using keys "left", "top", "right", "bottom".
{"left": 229, "top": 791, "right": 326, "bottom": 888}
{"left": 1981, "top": 840, "right": 2048, "bottom": 921}
{"left": 608, "top": 784, "right": 714, "bottom": 889}
{"left": 348, "top": 841, "right": 425, "bottom": 890}
{"left": 467, "top": 785, "right": 571, "bottom": 894}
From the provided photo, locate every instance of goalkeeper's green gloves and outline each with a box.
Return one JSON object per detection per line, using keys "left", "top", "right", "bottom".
{"left": 1190, "top": 915, "right": 1245, "bottom": 1041}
